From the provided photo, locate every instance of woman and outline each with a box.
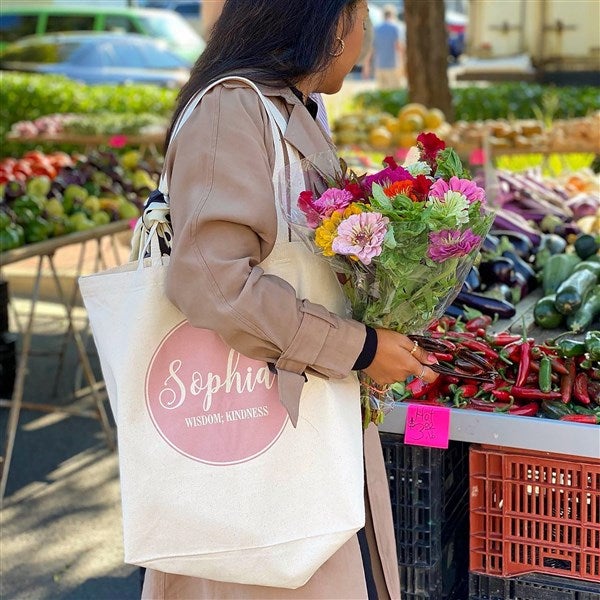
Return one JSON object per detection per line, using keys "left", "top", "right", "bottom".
{"left": 142, "top": 1, "right": 437, "bottom": 598}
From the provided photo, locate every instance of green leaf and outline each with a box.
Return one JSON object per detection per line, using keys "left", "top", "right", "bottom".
{"left": 370, "top": 183, "right": 393, "bottom": 210}
{"left": 435, "top": 148, "right": 468, "bottom": 179}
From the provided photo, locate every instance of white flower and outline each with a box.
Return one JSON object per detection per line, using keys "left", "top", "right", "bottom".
{"left": 426, "top": 191, "right": 470, "bottom": 229}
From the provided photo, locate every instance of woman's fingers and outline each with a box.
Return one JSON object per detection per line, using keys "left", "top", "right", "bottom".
{"left": 362, "top": 329, "right": 440, "bottom": 385}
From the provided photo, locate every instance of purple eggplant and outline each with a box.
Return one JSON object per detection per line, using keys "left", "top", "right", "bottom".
{"left": 493, "top": 208, "right": 542, "bottom": 246}
{"left": 490, "top": 229, "right": 534, "bottom": 257}
{"left": 464, "top": 266, "right": 481, "bottom": 291}
{"left": 482, "top": 233, "right": 500, "bottom": 253}
{"left": 478, "top": 258, "right": 517, "bottom": 287}
{"left": 501, "top": 250, "right": 538, "bottom": 291}
{"left": 484, "top": 282, "right": 514, "bottom": 303}
{"left": 454, "top": 290, "right": 517, "bottom": 319}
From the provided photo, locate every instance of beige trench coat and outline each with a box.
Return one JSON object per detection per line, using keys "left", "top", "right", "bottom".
{"left": 141, "top": 80, "right": 401, "bottom": 600}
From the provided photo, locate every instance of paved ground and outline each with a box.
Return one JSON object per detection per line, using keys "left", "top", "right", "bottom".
{"left": 0, "top": 299, "right": 140, "bottom": 600}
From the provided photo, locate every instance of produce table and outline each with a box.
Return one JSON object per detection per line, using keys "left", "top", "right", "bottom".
{"left": 380, "top": 292, "right": 600, "bottom": 459}
{"left": 0, "top": 221, "right": 130, "bottom": 498}
{"left": 6, "top": 131, "right": 165, "bottom": 154}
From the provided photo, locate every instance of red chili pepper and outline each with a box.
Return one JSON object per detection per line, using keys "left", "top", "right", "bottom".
{"left": 549, "top": 357, "right": 569, "bottom": 376}
{"left": 515, "top": 341, "right": 531, "bottom": 388}
{"left": 442, "top": 331, "right": 478, "bottom": 339}
{"left": 465, "top": 403, "right": 496, "bottom": 412}
{"left": 476, "top": 328, "right": 487, "bottom": 338}
{"left": 573, "top": 373, "right": 591, "bottom": 406}
{"left": 559, "top": 414, "right": 599, "bottom": 424}
{"left": 480, "top": 381, "right": 499, "bottom": 393}
{"left": 490, "top": 333, "right": 523, "bottom": 347}
{"left": 406, "top": 377, "right": 428, "bottom": 398}
{"left": 465, "top": 314, "right": 493, "bottom": 332}
{"left": 560, "top": 359, "right": 576, "bottom": 404}
{"left": 510, "top": 386, "right": 562, "bottom": 400}
{"left": 459, "top": 339, "right": 500, "bottom": 361}
{"left": 460, "top": 384, "right": 479, "bottom": 397}
{"left": 508, "top": 402, "right": 539, "bottom": 416}
{"left": 439, "top": 375, "right": 461, "bottom": 395}
{"left": 492, "top": 389, "right": 512, "bottom": 402}
{"left": 500, "top": 343, "right": 522, "bottom": 365}
{"left": 466, "top": 397, "right": 511, "bottom": 412}
{"left": 433, "top": 352, "right": 454, "bottom": 362}
{"left": 587, "top": 380, "right": 600, "bottom": 404}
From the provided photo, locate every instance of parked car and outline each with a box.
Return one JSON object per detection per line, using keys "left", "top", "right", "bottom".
{"left": 0, "top": 4, "right": 205, "bottom": 62}
{"left": 141, "top": 1, "right": 202, "bottom": 36}
{"left": 0, "top": 32, "right": 191, "bottom": 88}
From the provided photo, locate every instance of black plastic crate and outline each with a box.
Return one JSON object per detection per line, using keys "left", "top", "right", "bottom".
{"left": 469, "top": 572, "right": 600, "bottom": 600}
{"left": 380, "top": 433, "right": 470, "bottom": 600}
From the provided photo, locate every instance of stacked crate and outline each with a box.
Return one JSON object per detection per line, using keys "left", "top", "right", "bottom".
{"left": 469, "top": 445, "right": 600, "bottom": 600}
{"left": 380, "top": 433, "right": 471, "bottom": 600}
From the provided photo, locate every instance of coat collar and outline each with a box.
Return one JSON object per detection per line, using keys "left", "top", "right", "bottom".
{"left": 257, "top": 84, "right": 335, "bottom": 160}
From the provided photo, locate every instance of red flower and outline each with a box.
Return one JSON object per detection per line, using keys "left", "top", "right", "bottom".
{"left": 416, "top": 132, "right": 446, "bottom": 163}
{"left": 344, "top": 181, "right": 365, "bottom": 201}
{"left": 412, "top": 174, "right": 433, "bottom": 201}
{"left": 382, "top": 155, "right": 399, "bottom": 169}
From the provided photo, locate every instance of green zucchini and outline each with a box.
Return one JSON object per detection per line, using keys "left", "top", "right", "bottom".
{"left": 533, "top": 294, "right": 564, "bottom": 329}
{"left": 567, "top": 285, "right": 600, "bottom": 332}
{"left": 573, "top": 233, "right": 600, "bottom": 260}
{"left": 554, "top": 269, "right": 598, "bottom": 315}
{"left": 542, "top": 253, "right": 581, "bottom": 296}
{"left": 573, "top": 261, "right": 600, "bottom": 278}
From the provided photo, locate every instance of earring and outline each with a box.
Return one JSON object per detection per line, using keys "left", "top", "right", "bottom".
{"left": 330, "top": 37, "right": 345, "bottom": 57}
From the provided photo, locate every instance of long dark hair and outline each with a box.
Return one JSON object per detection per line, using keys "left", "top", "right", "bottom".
{"left": 166, "top": 0, "right": 361, "bottom": 147}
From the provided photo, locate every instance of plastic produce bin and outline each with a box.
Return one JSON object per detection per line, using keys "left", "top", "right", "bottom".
{"left": 469, "top": 445, "right": 600, "bottom": 583}
{"left": 469, "top": 571, "right": 600, "bottom": 600}
{"left": 380, "top": 433, "right": 471, "bottom": 600}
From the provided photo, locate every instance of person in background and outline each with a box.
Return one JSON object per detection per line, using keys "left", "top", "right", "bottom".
{"left": 371, "top": 4, "right": 405, "bottom": 89}
{"left": 200, "top": 0, "right": 225, "bottom": 40}
{"left": 140, "top": 0, "right": 438, "bottom": 598}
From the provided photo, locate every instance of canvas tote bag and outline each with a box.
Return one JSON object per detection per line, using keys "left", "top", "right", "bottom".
{"left": 79, "top": 77, "right": 364, "bottom": 589}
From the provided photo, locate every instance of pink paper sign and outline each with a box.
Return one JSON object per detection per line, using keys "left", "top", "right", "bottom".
{"left": 404, "top": 404, "right": 451, "bottom": 449}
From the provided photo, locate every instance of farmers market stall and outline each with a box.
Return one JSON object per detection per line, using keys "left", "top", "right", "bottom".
{"left": 0, "top": 146, "right": 161, "bottom": 498}
{"left": 379, "top": 300, "right": 600, "bottom": 459}
{"left": 0, "top": 221, "right": 131, "bottom": 498}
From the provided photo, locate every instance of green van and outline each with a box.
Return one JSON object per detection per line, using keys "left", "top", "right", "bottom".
{"left": 0, "top": 5, "right": 205, "bottom": 62}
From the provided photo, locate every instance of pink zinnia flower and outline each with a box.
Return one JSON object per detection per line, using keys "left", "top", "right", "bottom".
{"left": 427, "top": 229, "right": 482, "bottom": 262}
{"left": 298, "top": 188, "right": 353, "bottom": 228}
{"left": 429, "top": 176, "right": 486, "bottom": 204}
{"left": 332, "top": 212, "right": 389, "bottom": 265}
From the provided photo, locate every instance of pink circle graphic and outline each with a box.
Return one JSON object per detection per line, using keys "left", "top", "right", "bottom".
{"left": 145, "top": 321, "right": 288, "bottom": 465}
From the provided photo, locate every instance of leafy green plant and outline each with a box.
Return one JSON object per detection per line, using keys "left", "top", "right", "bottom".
{"left": 353, "top": 83, "right": 600, "bottom": 122}
{"left": 0, "top": 73, "right": 177, "bottom": 157}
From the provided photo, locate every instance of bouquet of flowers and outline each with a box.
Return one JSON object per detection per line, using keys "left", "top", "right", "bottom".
{"left": 283, "top": 133, "right": 495, "bottom": 426}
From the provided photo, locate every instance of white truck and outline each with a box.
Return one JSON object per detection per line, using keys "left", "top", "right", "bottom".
{"left": 458, "top": 0, "right": 600, "bottom": 85}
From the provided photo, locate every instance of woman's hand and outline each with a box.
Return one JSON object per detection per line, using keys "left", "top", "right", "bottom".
{"left": 362, "top": 328, "right": 438, "bottom": 385}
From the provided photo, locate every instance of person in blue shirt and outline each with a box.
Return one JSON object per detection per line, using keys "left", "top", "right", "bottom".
{"left": 371, "top": 5, "right": 405, "bottom": 89}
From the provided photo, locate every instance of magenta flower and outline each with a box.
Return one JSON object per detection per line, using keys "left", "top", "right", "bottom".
{"left": 427, "top": 229, "right": 482, "bottom": 262}
{"left": 362, "top": 165, "right": 414, "bottom": 196}
{"left": 429, "top": 176, "right": 486, "bottom": 204}
{"left": 298, "top": 188, "right": 353, "bottom": 228}
{"left": 332, "top": 212, "right": 389, "bottom": 265}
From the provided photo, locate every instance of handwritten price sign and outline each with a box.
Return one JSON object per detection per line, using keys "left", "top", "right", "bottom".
{"left": 404, "top": 404, "right": 451, "bottom": 449}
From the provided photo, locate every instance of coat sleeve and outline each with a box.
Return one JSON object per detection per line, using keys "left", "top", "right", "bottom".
{"left": 164, "top": 84, "right": 366, "bottom": 391}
